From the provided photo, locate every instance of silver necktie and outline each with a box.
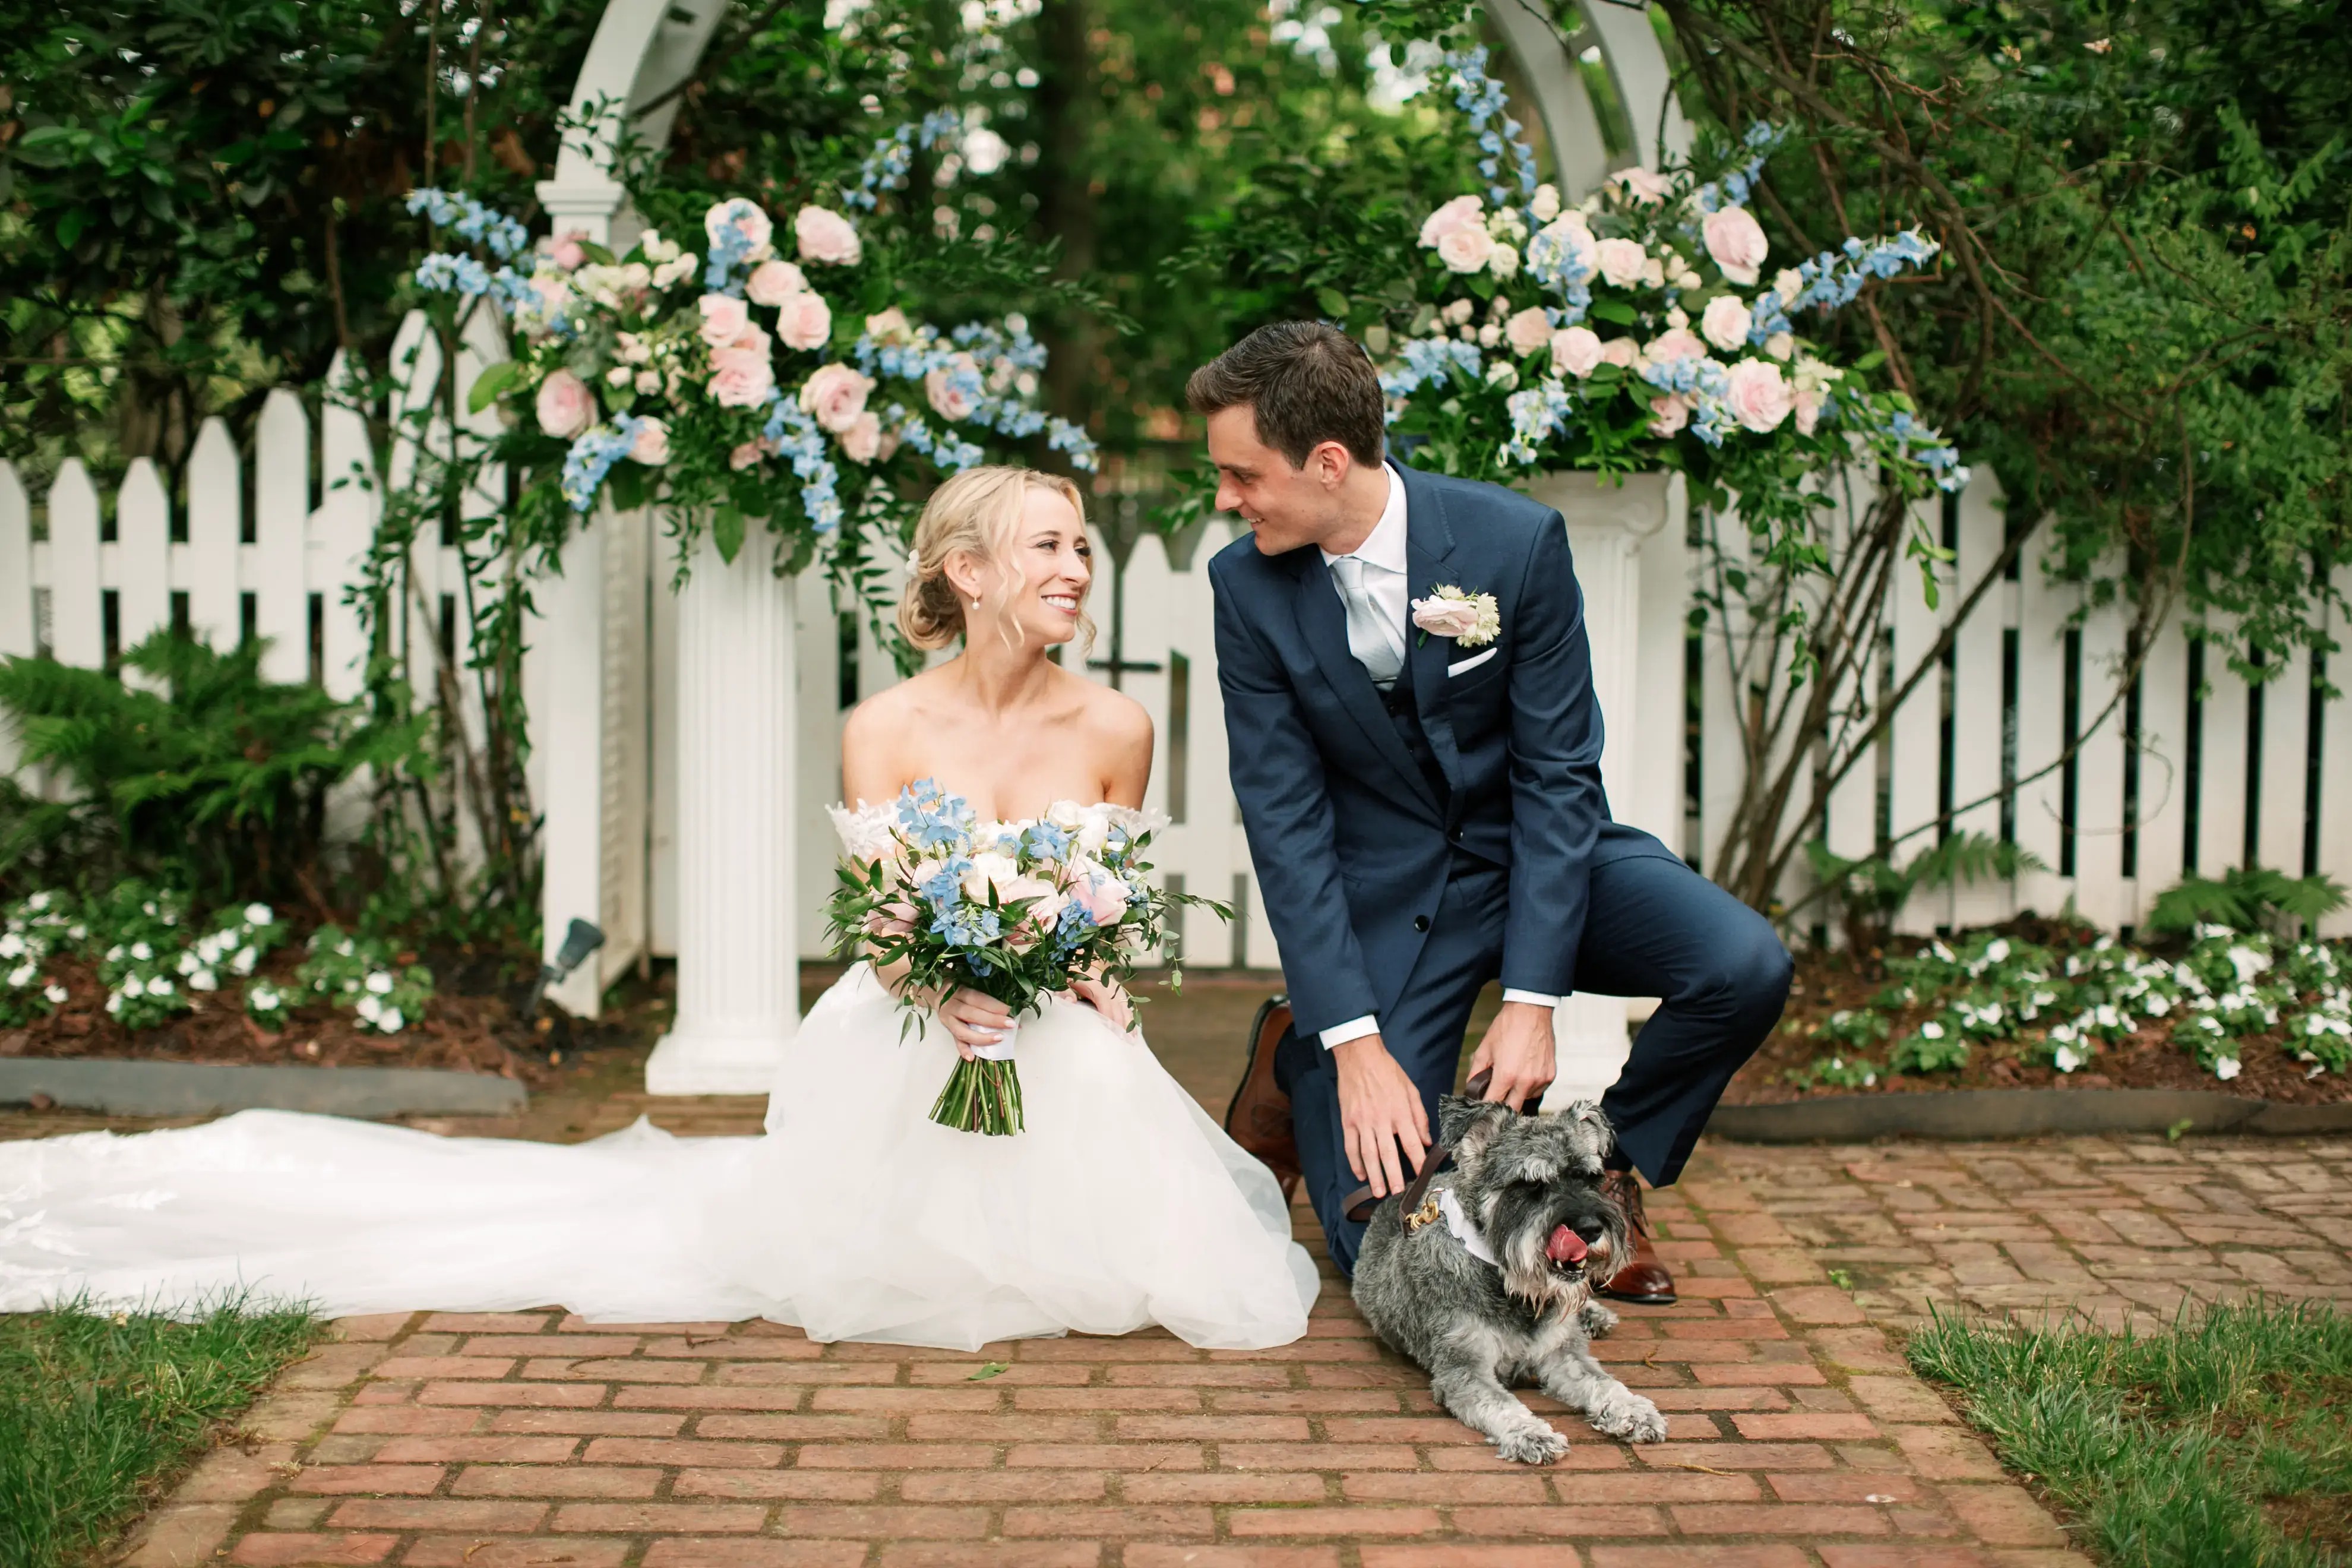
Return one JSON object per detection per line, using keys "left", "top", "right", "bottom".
{"left": 1330, "top": 555, "right": 1405, "bottom": 690}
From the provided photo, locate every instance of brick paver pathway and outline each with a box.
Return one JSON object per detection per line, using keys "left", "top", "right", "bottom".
{"left": 96, "top": 1090, "right": 2103, "bottom": 1568}
{"left": 1716, "top": 1134, "right": 2352, "bottom": 1333}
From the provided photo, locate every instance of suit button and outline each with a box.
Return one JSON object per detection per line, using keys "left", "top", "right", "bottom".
{"left": 1413, "top": 915, "right": 1431, "bottom": 932}
{"left": 1450, "top": 826, "right": 1465, "bottom": 841}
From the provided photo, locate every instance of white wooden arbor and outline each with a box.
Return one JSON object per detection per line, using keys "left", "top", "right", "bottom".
{"left": 532, "top": 0, "right": 1689, "bottom": 1095}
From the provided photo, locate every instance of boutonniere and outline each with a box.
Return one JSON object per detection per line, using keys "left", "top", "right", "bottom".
{"left": 1409, "top": 584, "right": 1500, "bottom": 648}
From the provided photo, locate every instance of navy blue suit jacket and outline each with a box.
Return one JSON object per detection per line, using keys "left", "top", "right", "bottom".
{"left": 1209, "top": 460, "right": 1677, "bottom": 1036}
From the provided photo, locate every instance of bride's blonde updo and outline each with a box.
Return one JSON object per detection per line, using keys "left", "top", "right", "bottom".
{"left": 900, "top": 465, "right": 1093, "bottom": 652}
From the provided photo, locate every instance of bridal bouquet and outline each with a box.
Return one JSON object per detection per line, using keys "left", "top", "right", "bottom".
{"left": 1376, "top": 50, "right": 1967, "bottom": 523}
{"left": 826, "top": 782, "right": 1222, "bottom": 1136}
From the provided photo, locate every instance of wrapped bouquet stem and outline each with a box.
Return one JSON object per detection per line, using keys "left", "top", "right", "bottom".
{"left": 827, "top": 782, "right": 1226, "bottom": 1137}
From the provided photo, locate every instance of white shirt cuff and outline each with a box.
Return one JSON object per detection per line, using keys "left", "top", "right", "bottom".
{"left": 1318, "top": 1014, "right": 1381, "bottom": 1049}
{"left": 1500, "top": 989, "right": 1560, "bottom": 1009}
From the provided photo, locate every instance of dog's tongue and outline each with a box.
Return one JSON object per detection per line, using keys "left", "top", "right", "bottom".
{"left": 1546, "top": 1225, "right": 1588, "bottom": 1265}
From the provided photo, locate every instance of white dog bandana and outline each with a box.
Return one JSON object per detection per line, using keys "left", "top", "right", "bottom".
{"left": 1436, "top": 1187, "right": 1500, "bottom": 1267}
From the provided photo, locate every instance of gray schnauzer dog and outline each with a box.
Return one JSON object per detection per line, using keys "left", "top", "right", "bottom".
{"left": 1353, "top": 1096, "right": 1670, "bottom": 1462}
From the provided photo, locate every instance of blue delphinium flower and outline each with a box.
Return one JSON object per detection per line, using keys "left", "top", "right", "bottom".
{"left": 560, "top": 418, "right": 647, "bottom": 513}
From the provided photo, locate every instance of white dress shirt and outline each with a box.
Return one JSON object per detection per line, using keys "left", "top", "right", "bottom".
{"left": 1315, "top": 463, "right": 1558, "bottom": 1050}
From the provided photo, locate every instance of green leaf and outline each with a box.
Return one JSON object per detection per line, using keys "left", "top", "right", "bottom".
{"left": 608, "top": 463, "right": 647, "bottom": 513}
{"left": 712, "top": 507, "right": 745, "bottom": 564}
{"left": 1589, "top": 299, "right": 1636, "bottom": 325}
{"left": 1852, "top": 349, "right": 1887, "bottom": 373}
{"left": 966, "top": 1361, "right": 1011, "bottom": 1382}
{"left": 465, "top": 360, "right": 523, "bottom": 415}
{"left": 56, "top": 207, "right": 87, "bottom": 251}
{"left": 1314, "top": 286, "right": 1351, "bottom": 320}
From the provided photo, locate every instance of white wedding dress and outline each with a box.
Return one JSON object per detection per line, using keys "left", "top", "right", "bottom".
{"left": 0, "top": 808, "right": 1317, "bottom": 1351}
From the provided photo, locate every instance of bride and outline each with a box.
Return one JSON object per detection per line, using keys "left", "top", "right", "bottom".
{"left": 0, "top": 466, "right": 1316, "bottom": 1352}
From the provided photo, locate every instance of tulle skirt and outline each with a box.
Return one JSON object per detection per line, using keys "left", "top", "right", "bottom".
{"left": 0, "top": 964, "right": 1316, "bottom": 1351}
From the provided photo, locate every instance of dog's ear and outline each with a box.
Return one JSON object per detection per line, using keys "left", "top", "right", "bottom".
{"left": 1443, "top": 1099, "right": 1516, "bottom": 1168}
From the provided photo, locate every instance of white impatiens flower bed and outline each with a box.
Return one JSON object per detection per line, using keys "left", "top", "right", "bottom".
{"left": 295, "top": 927, "right": 434, "bottom": 1037}
{"left": 1789, "top": 924, "right": 2351, "bottom": 1090}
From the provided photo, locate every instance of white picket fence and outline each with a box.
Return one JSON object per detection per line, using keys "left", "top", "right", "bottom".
{"left": 9, "top": 340, "right": 2350, "bottom": 960}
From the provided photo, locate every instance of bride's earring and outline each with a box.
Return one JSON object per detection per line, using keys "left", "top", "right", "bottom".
{"left": 970, "top": 598, "right": 981, "bottom": 610}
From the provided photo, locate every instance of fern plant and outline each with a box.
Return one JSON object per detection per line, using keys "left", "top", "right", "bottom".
{"left": 0, "top": 633, "right": 425, "bottom": 908}
{"left": 1806, "top": 832, "right": 2050, "bottom": 959}
{"left": 2144, "top": 866, "right": 2347, "bottom": 939}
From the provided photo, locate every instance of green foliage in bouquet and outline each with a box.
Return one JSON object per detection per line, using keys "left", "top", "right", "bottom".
{"left": 826, "top": 781, "right": 1228, "bottom": 1134}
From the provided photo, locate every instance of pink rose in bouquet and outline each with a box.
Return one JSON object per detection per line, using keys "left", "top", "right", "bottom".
{"left": 1594, "top": 237, "right": 1647, "bottom": 288}
{"left": 774, "top": 292, "right": 833, "bottom": 352}
{"left": 840, "top": 410, "right": 884, "bottom": 464}
{"left": 1648, "top": 394, "right": 1692, "bottom": 437}
{"left": 1725, "top": 359, "right": 1794, "bottom": 432}
{"left": 708, "top": 346, "right": 776, "bottom": 408}
{"left": 1700, "top": 294, "right": 1754, "bottom": 353}
{"left": 795, "top": 206, "right": 863, "bottom": 265}
{"left": 801, "top": 363, "right": 877, "bottom": 433}
{"left": 926, "top": 355, "right": 981, "bottom": 422}
{"left": 629, "top": 416, "right": 671, "bottom": 465}
{"left": 1504, "top": 307, "right": 1553, "bottom": 357}
{"left": 1703, "top": 206, "right": 1771, "bottom": 286}
{"left": 698, "top": 293, "right": 751, "bottom": 349}
{"left": 744, "top": 258, "right": 808, "bottom": 307}
{"left": 1550, "top": 326, "right": 1604, "bottom": 378}
{"left": 535, "top": 369, "right": 593, "bottom": 439}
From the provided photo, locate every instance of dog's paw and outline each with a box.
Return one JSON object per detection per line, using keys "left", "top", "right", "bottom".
{"left": 1493, "top": 1423, "right": 1572, "bottom": 1465}
{"left": 1590, "top": 1390, "right": 1668, "bottom": 1444}
{"left": 1578, "top": 1298, "right": 1620, "bottom": 1339}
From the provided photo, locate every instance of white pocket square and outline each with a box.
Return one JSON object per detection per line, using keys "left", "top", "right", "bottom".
{"left": 1445, "top": 647, "right": 1499, "bottom": 678}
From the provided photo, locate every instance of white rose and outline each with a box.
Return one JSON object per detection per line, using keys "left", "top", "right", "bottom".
{"left": 1550, "top": 327, "right": 1604, "bottom": 378}
{"left": 1700, "top": 294, "right": 1753, "bottom": 352}
{"left": 1435, "top": 225, "right": 1494, "bottom": 274}
{"left": 1593, "top": 238, "right": 1646, "bottom": 288}
{"left": 1487, "top": 242, "right": 1520, "bottom": 279}
{"left": 1764, "top": 331, "right": 1794, "bottom": 361}
{"left": 1531, "top": 183, "right": 1561, "bottom": 222}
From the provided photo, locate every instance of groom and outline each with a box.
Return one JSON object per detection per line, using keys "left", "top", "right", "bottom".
{"left": 1197, "top": 322, "right": 1792, "bottom": 1297}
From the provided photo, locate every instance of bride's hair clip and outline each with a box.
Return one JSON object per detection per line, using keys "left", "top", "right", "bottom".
{"left": 906, "top": 549, "right": 923, "bottom": 579}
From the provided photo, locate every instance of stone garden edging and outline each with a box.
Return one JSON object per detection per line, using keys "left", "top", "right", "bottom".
{"left": 1706, "top": 1085, "right": 2352, "bottom": 1142}
{"left": 0, "top": 1058, "right": 524, "bottom": 1118}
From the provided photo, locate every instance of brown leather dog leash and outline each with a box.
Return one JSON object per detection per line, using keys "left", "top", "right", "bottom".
{"left": 1340, "top": 1068, "right": 1491, "bottom": 1226}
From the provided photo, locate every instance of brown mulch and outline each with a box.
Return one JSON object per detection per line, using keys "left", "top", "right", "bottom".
{"left": 1725, "top": 933, "right": 2352, "bottom": 1107}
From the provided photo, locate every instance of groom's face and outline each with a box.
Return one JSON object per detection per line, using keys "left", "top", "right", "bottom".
{"left": 1206, "top": 406, "right": 1351, "bottom": 557}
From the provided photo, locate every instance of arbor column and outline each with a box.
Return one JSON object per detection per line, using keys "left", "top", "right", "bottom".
{"left": 1524, "top": 472, "right": 1672, "bottom": 1109}
{"left": 644, "top": 535, "right": 799, "bottom": 1094}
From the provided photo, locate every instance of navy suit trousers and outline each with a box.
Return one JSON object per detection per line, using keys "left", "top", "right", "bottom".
{"left": 1275, "top": 851, "right": 1791, "bottom": 1276}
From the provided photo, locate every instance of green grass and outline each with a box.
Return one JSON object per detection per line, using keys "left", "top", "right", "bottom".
{"left": 1908, "top": 1298, "right": 2352, "bottom": 1567}
{"left": 0, "top": 1297, "right": 323, "bottom": 1568}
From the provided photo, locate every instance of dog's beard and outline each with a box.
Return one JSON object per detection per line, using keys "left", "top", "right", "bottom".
{"left": 1485, "top": 1191, "right": 1629, "bottom": 1317}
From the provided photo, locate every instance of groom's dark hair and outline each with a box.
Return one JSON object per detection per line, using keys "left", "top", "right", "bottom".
{"left": 1186, "top": 321, "right": 1386, "bottom": 471}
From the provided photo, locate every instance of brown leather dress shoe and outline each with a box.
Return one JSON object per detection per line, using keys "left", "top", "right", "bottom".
{"left": 1225, "top": 997, "right": 1302, "bottom": 1202}
{"left": 1598, "top": 1169, "right": 1677, "bottom": 1305}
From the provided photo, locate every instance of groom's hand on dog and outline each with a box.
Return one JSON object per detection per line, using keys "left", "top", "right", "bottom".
{"left": 1469, "top": 1001, "right": 1558, "bottom": 1111}
{"left": 1333, "top": 1035, "right": 1430, "bottom": 1199}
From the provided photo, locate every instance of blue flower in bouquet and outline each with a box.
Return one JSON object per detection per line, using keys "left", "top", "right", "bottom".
{"left": 898, "top": 780, "right": 975, "bottom": 848}
{"left": 1022, "top": 821, "right": 1072, "bottom": 864}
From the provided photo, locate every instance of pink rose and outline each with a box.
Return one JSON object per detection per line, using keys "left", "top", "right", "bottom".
{"left": 1417, "top": 194, "right": 1485, "bottom": 249}
{"left": 1599, "top": 336, "right": 1639, "bottom": 368}
{"left": 925, "top": 355, "right": 980, "bottom": 422}
{"left": 729, "top": 441, "right": 768, "bottom": 470}
{"left": 1594, "top": 236, "right": 1647, "bottom": 288}
{"left": 799, "top": 362, "right": 876, "bottom": 433}
{"left": 629, "top": 416, "right": 670, "bottom": 465}
{"left": 1610, "top": 166, "right": 1671, "bottom": 206}
{"left": 1724, "top": 358, "right": 1794, "bottom": 432}
{"left": 773, "top": 291, "right": 833, "bottom": 352}
{"left": 1645, "top": 327, "right": 1706, "bottom": 363}
{"left": 1411, "top": 596, "right": 1482, "bottom": 639}
{"left": 697, "top": 293, "right": 751, "bottom": 348}
{"left": 1435, "top": 224, "right": 1494, "bottom": 274}
{"left": 1504, "top": 306, "right": 1553, "bottom": 358}
{"left": 707, "top": 346, "right": 775, "bottom": 409}
{"left": 865, "top": 306, "right": 915, "bottom": 344}
{"left": 549, "top": 231, "right": 587, "bottom": 271}
{"left": 1794, "top": 388, "right": 1825, "bottom": 437}
{"left": 1648, "top": 394, "right": 1692, "bottom": 437}
{"left": 840, "top": 410, "right": 883, "bottom": 464}
{"left": 1700, "top": 294, "right": 1754, "bottom": 353}
{"left": 1702, "top": 205, "right": 1771, "bottom": 286}
{"left": 1069, "top": 870, "right": 1131, "bottom": 926}
{"left": 1550, "top": 326, "right": 1604, "bottom": 378}
{"left": 795, "top": 205, "right": 863, "bottom": 266}
{"left": 534, "top": 369, "right": 593, "bottom": 439}
{"left": 744, "top": 258, "right": 808, "bottom": 307}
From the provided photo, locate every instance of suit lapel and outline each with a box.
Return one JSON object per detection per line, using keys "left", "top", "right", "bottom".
{"left": 1398, "top": 464, "right": 1465, "bottom": 794}
{"left": 1291, "top": 551, "right": 1440, "bottom": 811}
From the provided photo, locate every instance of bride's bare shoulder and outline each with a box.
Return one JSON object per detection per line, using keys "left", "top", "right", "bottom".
{"left": 1062, "top": 668, "right": 1153, "bottom": 747}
